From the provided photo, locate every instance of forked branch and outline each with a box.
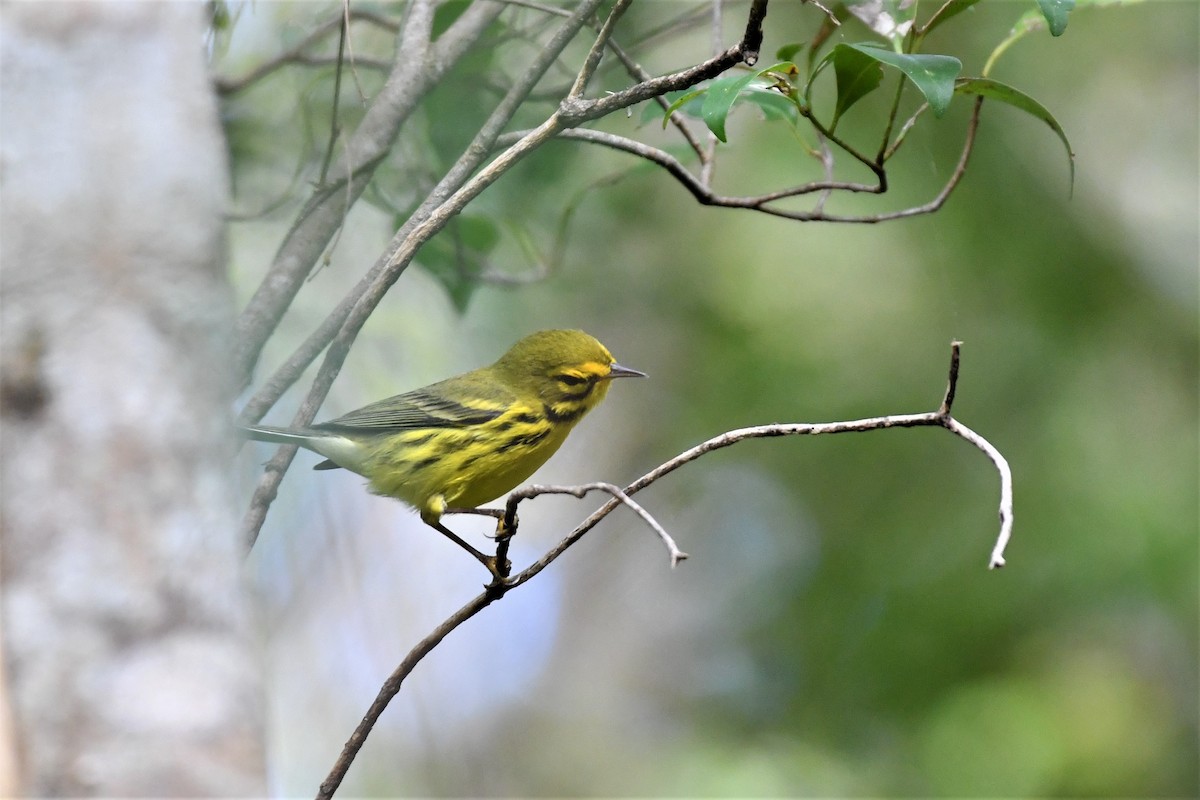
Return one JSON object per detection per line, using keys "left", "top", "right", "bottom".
{"left": 314, "top": 340, "right": 1013, "bottom": 799}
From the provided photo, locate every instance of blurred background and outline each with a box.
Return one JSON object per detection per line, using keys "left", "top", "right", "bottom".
{"left": 222, "top": 1, "right": 1197, "bottom": 795}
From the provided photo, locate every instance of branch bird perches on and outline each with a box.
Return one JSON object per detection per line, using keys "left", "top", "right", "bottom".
{"left": 315, "top": 340, "right": 1013, "bottom": 800}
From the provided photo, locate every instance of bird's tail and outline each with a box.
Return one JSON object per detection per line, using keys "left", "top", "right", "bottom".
{"left": 240, "top": 424, "right": 317, "bottom": 446}
{"left": 240, "top": 424, "right": 355, "bottom": 473}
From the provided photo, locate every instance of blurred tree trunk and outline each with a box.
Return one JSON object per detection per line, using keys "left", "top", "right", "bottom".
{"left": 0, "top": 3, "right": 264, "bottom": 794}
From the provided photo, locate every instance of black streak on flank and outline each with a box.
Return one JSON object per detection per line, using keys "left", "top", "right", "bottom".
{"left": 495, "top": 427, "right": 552, "bottom": 454}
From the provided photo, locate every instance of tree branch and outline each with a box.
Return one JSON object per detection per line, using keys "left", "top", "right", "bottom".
{"left": 314, "top": 340, "right": 1013, "bottom": 797}
{"left": 213, "top": 8, "right": 401, "bottom": 95}
{"left": 498, "top": 91, "right": 982, "bottom": 225}
{"left": 505, "top": 482, "right": 689, "bottom": 566}
{"left": 566, "top": 0, "right": 632, "bottom": 100}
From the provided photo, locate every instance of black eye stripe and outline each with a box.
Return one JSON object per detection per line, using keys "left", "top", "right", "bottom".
{"left": 556, "top": 373, "right": 589, "bottom": 386}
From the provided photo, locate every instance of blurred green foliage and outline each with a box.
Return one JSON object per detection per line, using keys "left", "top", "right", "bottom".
{"left": 221, "top": 1, "right": 1197, "bottom": 796}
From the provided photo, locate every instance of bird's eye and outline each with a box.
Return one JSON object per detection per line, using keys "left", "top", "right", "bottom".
{"left": 557, "top": 373, "right": 587, "bottom": 386}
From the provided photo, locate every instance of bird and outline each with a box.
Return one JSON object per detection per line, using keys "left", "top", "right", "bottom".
{"left": 243, "top": 329, "right": 645, "bottom": 573}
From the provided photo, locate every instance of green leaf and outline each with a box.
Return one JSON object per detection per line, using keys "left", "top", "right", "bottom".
{"left": 702, "top": 72, "right": 765, "bottom": 142}
{"left": 739, "top": 85, "right": 802, "bottom": 124}
{"left": 825, "top": 44, "right": 883, "bottom": 129}
{"left": 699, "top": 62, "right": 798, "bottom": 142}
{"left": 955, "top": 77, "right": 1075, "bottom": 194}
{"left": 848, "top": 43, "right": 962, "bottom": 117}
{"left": 661, "top": 88, "right": 708, "bottom": 128}
{"left": 1036, "top": 0, "right": 1075, "bottom": 35}
{"left": 922, "top": 0, "right": 983, "bottom": 34}
{"left": 983, "top": 9, "right": 1046, "bottom": 75}
{"left": 776, "top": 42, "right": 805, "bottom": 62}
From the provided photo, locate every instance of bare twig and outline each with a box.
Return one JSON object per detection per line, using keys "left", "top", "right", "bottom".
{"left": 314, "top": 341, "right": 1013, "bottom": 797}
{"left": 607, "top": 94, "right": 982, "bottom": 224}
{"left": 339, "top": 0, "right": 369, "bottom": 106}
{"left": 558, "top": 0, "right": 767, "bottom": 124}
{"left": 494, "top": 0, "right": 572, "bottom": 16}
{"left": 805, "top": 0, "right": 841, "bottom": 26}
{"left": 214, "top": 8, "right": 401, "bottom": 95}
{"left": 315, "top": 10, "right": 349, "bottom": 188}
{"left": 508, "top": 346, "right": 1011, "bottom": 588}
{"left": 566, "top": 0, "right": 632, "bottom": 100}
{"left": 505, "top": 482, "right": 689, "bottom": 566}
{"left": 315, "top": 591, "right": 499, "bottom": 800}
{"left": 496, "top": 121, "right": 988, "bottom": 224}
{"left": 598, "top": 36, "right": 709, "bottom": 161}
{"left": 944, "top": 417, "right": 1013, "bottom": 569}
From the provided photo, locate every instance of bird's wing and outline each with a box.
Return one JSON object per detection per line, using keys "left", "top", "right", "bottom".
{"left": 312, "top": 381, "right": 507, "bottom": 435}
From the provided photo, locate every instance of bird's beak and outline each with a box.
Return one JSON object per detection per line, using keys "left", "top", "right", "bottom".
{"left": 608, "top": 362, "right": 647, "bottom": 379}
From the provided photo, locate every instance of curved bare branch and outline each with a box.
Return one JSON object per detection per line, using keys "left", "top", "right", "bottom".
{"left": 315, "top": 340, "right": 1013, "bottom": 797}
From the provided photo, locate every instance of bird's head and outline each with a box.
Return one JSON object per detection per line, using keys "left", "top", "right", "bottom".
{"left": 493, "top": 329, "right": 646, "bottom": 412}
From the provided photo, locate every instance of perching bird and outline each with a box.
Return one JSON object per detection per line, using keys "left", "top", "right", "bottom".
{"left": 243, "top": 329, "right": 645, "bottom": 570}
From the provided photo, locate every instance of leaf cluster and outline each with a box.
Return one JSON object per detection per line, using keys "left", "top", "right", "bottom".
{"left": 660, "top": 0, "right": 1075, "bottom": 191}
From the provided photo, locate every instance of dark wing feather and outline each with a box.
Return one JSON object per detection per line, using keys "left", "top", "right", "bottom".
{"left": 312, "top": 382, "right": 505, "bottom": 435}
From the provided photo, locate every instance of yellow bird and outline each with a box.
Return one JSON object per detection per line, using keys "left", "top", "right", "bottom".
{"left": 243, "top": 329, "right": 645, "bottom": 569}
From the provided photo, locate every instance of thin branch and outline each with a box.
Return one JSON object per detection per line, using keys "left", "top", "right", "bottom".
{"left": 800, "top": 104, "right": 887, "bottom": 181}
{"left": 497, "top": 127, "right": 876, "bottom": 197}
{"left": 938, "top": 339, "right": 962, "bottom": 416}
{"left": 339, "top": 0, "right": 370, "bottom": 107}
{"left": 644, "top": 95, "right": 982, "bottom": 224}
{"left": 916, "top": 0, "right": 965, "bottom": 36}
{"left": 494, "top": 0, "right": 572, "bottom": 16}
{"left": 875, "top": 73, "right": 908, "bottom": 163}
{"left": 566, "top": 0, "right": 632, "bottom": 100}
{"left": 598, "top": 35, "right": 709, "bottom": 160}
{"left": 314, "top": 590, "right": 499, "bottom": 800}
{"left": 557, "top": 0, "right": 767, "bottom": 124}
{"left": 315, "top": 341, "right": 1013, "bottom": 797}
{"left": 945, "top": 417, "right": 1013, "bottom": 569}
{"left": 883, "top": 101, "right": 930, "bottom": 162}
{"left": 315, "top": 11, "right": 349, "bottom": 188}
{"left": 501, "top": 125, "right": 1000, "bottom": 225}
{"left": 513, "top": 342, "right": 1009, "bottom": 588}
{"left": 504, "top": 482, "right": 689, "bottom": 566}
{"left": 805, "top": 0, "right": 841, "bottom": 27}
{"left": 214, "top": 8, "right": 401, "bottom": 95}
{"left": 258, "top": 54, "right": 394, "bottom": 73}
